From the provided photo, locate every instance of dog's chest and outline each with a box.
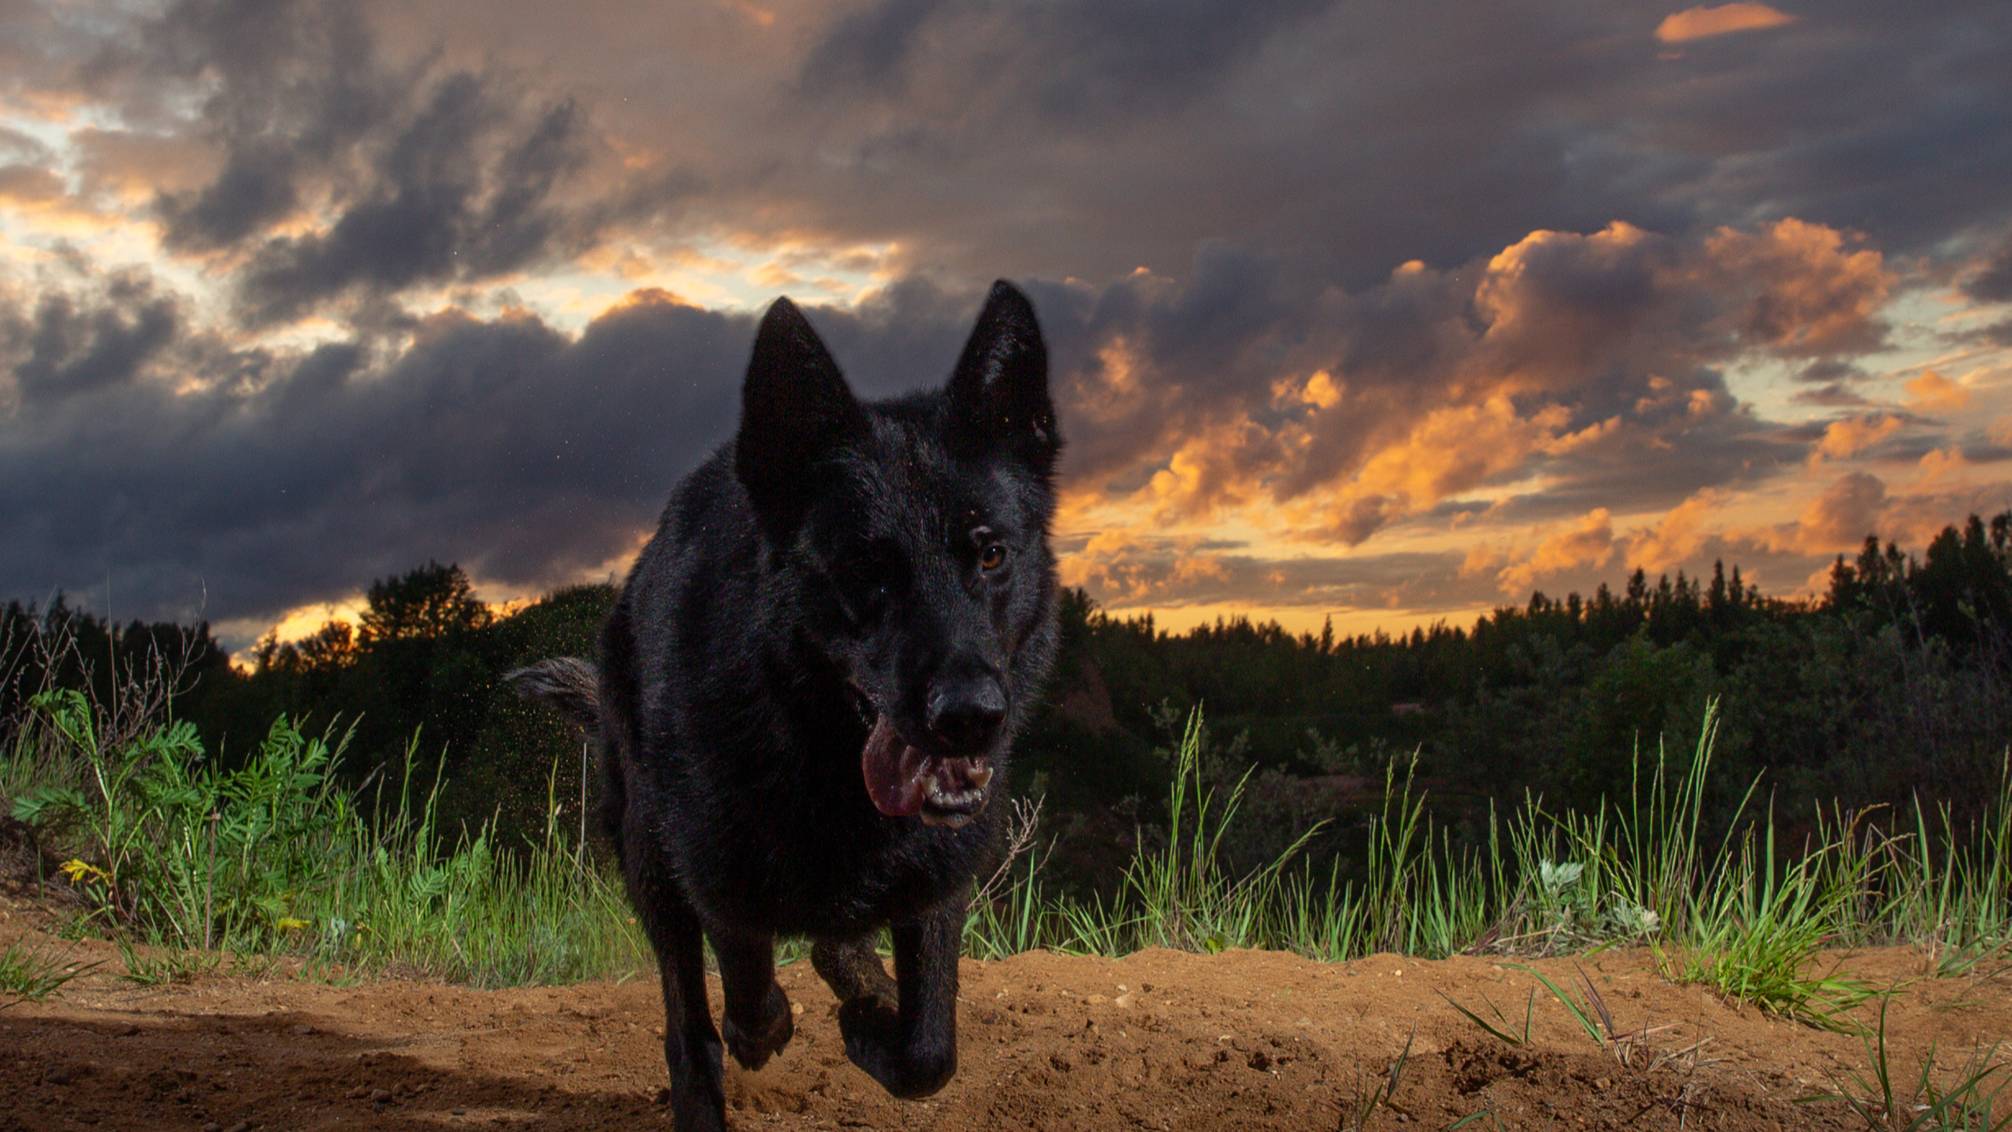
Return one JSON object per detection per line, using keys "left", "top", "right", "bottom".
{"left": 657, "top": 761, "right": 988, "bottom": 936}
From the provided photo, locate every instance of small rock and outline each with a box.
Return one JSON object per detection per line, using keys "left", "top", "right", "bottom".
{"left": 368, "top": 1088, "right": 391, "bottom": 1105}
{"left": 224, "top": 1122, "right": 253, "bottom": 1132}
{"left": 45, "top": 1066, "right": 75, "bottom": 1085}
{"left": 290, "top": 1024, "right": 315, "bottom": 1037}
{"left": 451, "top": 1108, "right": 466, "bottom": 1117}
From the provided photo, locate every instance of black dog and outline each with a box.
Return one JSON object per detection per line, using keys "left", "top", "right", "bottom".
{"left": 511, "top": 281, "right": 1061, "bottom": 1131}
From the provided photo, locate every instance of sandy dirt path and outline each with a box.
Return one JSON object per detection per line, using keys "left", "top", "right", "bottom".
{"left": 3, "top": 912, "right": 2008, "bottom": 1130}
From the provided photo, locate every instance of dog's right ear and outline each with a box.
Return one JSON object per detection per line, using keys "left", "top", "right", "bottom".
{"left": 736, "top": 297, "right": 867, "bottom": 536}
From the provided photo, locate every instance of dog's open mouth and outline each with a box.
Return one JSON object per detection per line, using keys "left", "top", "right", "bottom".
{"left": 860, "top": 715, "right": 994, "bottom": 829}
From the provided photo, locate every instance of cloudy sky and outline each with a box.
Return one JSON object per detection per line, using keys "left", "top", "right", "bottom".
{"left": 4, "top": 0, "right": 2012, "bottom": 649}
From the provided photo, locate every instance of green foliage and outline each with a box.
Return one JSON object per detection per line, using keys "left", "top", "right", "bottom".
{"left": 6, "top": 689, "right": 645, "bottom": 987}
{"left": 0, "top": 938, "right": 97, "bottom": 1006}
{"left": 357, "top": 560, "right": 492, "bottom": 646}
{"left": 965, "top": 705, "right": 2012, "bottom": 1030}
{"left": 1800, "top": 997, "right": 2012, "bottom": 1130}
{"left": 14, "top": 688, "right": 354, "bottom": 948}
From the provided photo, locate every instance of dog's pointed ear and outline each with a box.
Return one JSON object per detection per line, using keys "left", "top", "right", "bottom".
{"left": 946, "top": 280, "right": 1059, "bottom": 476}
{"left": 736, "top": 297, "right": 866, "bottom": 534}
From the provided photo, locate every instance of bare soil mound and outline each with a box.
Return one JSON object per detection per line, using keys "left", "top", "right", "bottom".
{"left": 3, "top": 905, "right": 2007, "bottom": 1130}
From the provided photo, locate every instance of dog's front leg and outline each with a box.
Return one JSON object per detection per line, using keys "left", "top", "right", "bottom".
{"left": 835, "top": 899, "right": 961, "bottom": 1099}
{"left": 713, "top": 929, "right": 794, "bottom": 1070}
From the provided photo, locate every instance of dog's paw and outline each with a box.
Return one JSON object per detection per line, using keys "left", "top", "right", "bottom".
{"left": 811, "top": 938, "right": 898, "bottom": 1007}
{"left": 722, "top": 981, "right": 794, "bottom": 1071}
{"left": 835, "top": 999, "right": 955, "bottom": 1099}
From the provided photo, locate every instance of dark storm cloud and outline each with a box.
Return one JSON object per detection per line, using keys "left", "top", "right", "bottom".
{"left": 797, "top": 0, "right": 944, "bottom": 95}
{"left": 158, "top": 142, "right": 299, "bottom": 252}
{"left": 71, "top": 0, "right": 675, "bottom": 327}
{"left": 20, "top": 0, "right": 2009, "bottom": 319}
{"left": 0, "top": 280, "right": 748, "bottom": 630}
{"left": 1792, "top": 382, "right": 1872, "bottom": 408}
{"left": 0, "top": 274, "right": 1059, "bottom": 634}
{"left": 18, "top": 1, "right": 2012, "bottom": 310}
{"left": 12, "top": 270, "right": 181, "bottom": 405}
{"left": 1795, "top": 358, "right": 1864, "bottom": 385}
{"left": 234, "top": 84, "right": 594, "bottom": 325}
{"left": 802, "top": 0, "right": 1330, "bottom": 120}
{"left": 1967, "top": 235, "right": 2012, "bottom": 305}
{"left": 605, "top": 0, "right": 2012, "bottom": 292}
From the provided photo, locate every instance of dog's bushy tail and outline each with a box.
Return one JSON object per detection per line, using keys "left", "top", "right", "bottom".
{"left": 506, "top": 656, "right": 602, "bottom": 732}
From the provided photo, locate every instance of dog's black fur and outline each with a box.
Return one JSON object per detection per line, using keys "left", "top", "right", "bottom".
{"left": 510, "top": 282, "right": 1061, "bottom": 1132}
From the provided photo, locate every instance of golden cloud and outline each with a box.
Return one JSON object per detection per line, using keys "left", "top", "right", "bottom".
{"left": 1912, "top": 448, "right": 1972, "bottom": 491}
{"left": 1057, "top": 530, "right": 1232, "bottom": 606}
{"left": 1810, "top": 413, "right": 1901, "bottom": 464}
{"left": 1655, "top": 3, "right": 1796, "bottom": 44}
{"left": 1623, "top": 488, "right": 1728, "bottom": 573}
{"left": 1903, "top": 369, "right": 1970, "bottom": 414}
{"left": 1787, "top": 471, "right": 1889, "bottom": 553}
{"left": 1701, "top": 219, "right": 1891, "bottom": 356}
{"left": 1495, "top": 508, "right": 1618, "bottom": 594}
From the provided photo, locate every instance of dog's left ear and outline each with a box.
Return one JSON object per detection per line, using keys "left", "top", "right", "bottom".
{"left": 946, "top": 280, "right": 1059, "bottom": 476}
{"left": 737, "top": 297, "right": 868, "bottom": 538}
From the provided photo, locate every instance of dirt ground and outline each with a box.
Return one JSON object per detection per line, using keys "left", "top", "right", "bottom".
{"left": 4, "top": 898, "right": 2009, "bottom": 1131}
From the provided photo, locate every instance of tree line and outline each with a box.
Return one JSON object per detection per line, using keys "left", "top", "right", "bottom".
{"left": 6, "top": 513, "right": 2010, "bottom": 893}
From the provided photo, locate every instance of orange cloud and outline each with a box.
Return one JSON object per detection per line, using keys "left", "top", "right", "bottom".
{"left": 1145, "top": 418, "right": 1271, "bottom": 521}
{"left": 1701, "top": 219, "right": 1891, "bottom": 356}
{"left": 1623, "top": 489, "right": 1728, "bottom": 573}
{"left": 1057, "top": 530, "right": 1233, "bottom": 606}
{"left": 1469, "top": 219, "right": 1890, "bottom": 397}
{"left": 1354, "top": 397, "right": 1569, "bottom": 503}
{"left": 1300, "top": 369, "right": 1343, "bottom": 409}
{"left": 1810, "top": 413, "right": 1901, "bottom": 464}
{"left": 1495, "top": 509, "right": 1618, "bottom": 594}
{"left": 1912, "top": 448, "right": 1972, "bottom": 491}
{"left": 1787, "top": 472, "right": 1889, "bottom": 553}
{"left": 1656, "top": 3, "right": 1796, "bottom": 44}
{"left": 1903, "top": 370, "right": 1970, "bottom": 413}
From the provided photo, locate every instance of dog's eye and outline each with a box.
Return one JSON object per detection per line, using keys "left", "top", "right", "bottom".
{"left": 979, "top": 543, "right": 1008, "bottom": 571}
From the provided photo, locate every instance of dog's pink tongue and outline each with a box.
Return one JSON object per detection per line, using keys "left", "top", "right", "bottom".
{"left": 862, "top": 716, "right": 931, "bottom": 817}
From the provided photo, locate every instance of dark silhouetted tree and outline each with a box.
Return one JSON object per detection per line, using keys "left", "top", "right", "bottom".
{"left": 358, "top": 561, "right": 491, "bottom": 645}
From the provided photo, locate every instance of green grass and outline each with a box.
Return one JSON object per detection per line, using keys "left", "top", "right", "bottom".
{"left": 0, "top": 937, "right": 98, "bottom": 1006}
{"left": 8, "top": 688, "right": 646, "bottom": 987}
{"left": 1799, "top": 996, "right": 2012, "bottom": 1130}
{"left": 962, "top": 701, "right": 2012, "bottom": 1028}
{"left": 5, "top": 686, "right": 2011, "bottom": 1013}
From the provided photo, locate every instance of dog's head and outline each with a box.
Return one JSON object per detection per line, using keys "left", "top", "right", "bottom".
{"left": 734, "top": 281, "right": 1060, "bottom": 829}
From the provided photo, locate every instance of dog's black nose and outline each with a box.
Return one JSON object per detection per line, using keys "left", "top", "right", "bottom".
{"left": 926, "top": 674, "right": 1007, "bottom": 751}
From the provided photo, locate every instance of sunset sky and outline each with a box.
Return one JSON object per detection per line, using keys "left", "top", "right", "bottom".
{"left": 4, "top": 1, "right": 2011, "bottom": 650}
